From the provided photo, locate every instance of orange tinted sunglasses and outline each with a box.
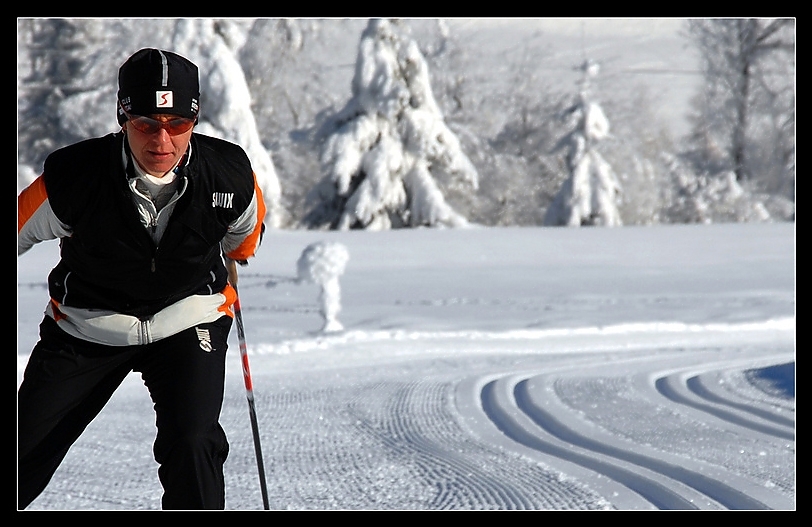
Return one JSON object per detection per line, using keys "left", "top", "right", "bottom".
{"left": 124, "top": 110, "right": 195, "bottom": 136}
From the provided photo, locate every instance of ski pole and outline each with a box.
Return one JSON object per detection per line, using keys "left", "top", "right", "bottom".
{"left": 227, "top": 259, "right": 270, "bottom": 510}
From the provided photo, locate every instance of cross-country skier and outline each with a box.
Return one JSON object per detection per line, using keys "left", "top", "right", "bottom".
{"left": 17, "top": 48, "right": 265, "bottom": 510}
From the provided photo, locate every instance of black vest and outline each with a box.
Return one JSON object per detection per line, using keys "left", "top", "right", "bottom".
{"left": 43, "top": 132, "right": 255, "bottom": 318}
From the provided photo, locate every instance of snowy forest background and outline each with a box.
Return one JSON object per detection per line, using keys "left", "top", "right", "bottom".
{"left": 16, "top": 18, "right": 795, "bottom": 230}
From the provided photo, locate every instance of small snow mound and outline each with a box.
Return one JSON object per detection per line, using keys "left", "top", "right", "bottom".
{"left": 297, "top": 242, "right": 350, "bottom": 284}
{"left": 297, "top": 242, "right": 350, "bottom": 333}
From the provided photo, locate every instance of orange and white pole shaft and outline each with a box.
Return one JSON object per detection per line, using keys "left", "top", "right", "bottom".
{"left": 227, "top": 258, "right": 270, "bottom": 510}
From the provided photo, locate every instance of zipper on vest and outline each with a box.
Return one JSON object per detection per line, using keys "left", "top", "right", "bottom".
{"left": 138, "top": 319, "right": 151, "bottom": 344}
{"left": 151, "top": 242, "right": 160, "bottom": 273}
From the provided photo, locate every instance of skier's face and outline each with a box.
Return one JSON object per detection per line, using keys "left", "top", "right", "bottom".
{"left": 124, "top": 113, "right": 194, "bottom": 177}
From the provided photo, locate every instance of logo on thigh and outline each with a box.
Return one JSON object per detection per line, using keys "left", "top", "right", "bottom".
{"left": 195, "top": 327, "right": 213, "bottom": 352}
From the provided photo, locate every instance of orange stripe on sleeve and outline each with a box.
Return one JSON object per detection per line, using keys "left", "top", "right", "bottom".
{"left": 18, "top": 175, "right": 48, "bottom": 233}
{"left": 226, "top": 173, "right": 266, "bottom": 261}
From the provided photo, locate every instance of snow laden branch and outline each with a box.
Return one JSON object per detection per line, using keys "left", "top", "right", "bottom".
{"left": 172, "top": 19, "right": 284, "bottom": 228}
{"left": 304, "top": 18, "right": 478, "bottom": 231}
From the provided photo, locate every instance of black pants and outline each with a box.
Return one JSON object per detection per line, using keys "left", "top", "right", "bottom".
{"left": 18, "top": 315, "right": 233, "bottom": 510}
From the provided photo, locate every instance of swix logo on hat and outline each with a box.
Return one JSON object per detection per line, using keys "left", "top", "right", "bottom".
{"left": 117, "top": 49, "right": 200, "bottom": 125}
{"left": 156, "top": 90, "right": 174, "bottom": 109}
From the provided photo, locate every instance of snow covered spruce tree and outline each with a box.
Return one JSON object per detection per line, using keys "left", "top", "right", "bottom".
{"left": 303, "top": 18, "right": 479, "bottom": 230}
{"left": 544, "top": 60, "right": 622, "bottom": 227}
{"left": 172, "top": 19, "right": 284, "bottom": 228}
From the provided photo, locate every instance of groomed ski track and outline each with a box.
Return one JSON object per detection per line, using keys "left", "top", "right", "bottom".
{"left": 22, "top": 321, "right": 795, "bottom": 511}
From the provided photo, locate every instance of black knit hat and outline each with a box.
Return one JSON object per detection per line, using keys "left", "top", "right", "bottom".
{"left": 117, "top": 48, "right": 200, "bottom": 125}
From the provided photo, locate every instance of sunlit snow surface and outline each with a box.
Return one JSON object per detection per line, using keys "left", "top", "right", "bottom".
{"left": 17, "top": 223, "right": 795, "bottom": 510}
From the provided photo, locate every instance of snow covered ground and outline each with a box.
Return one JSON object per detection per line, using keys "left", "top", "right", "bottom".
{"left": 17, "top": 222, "right": 795, "bottom": 510}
